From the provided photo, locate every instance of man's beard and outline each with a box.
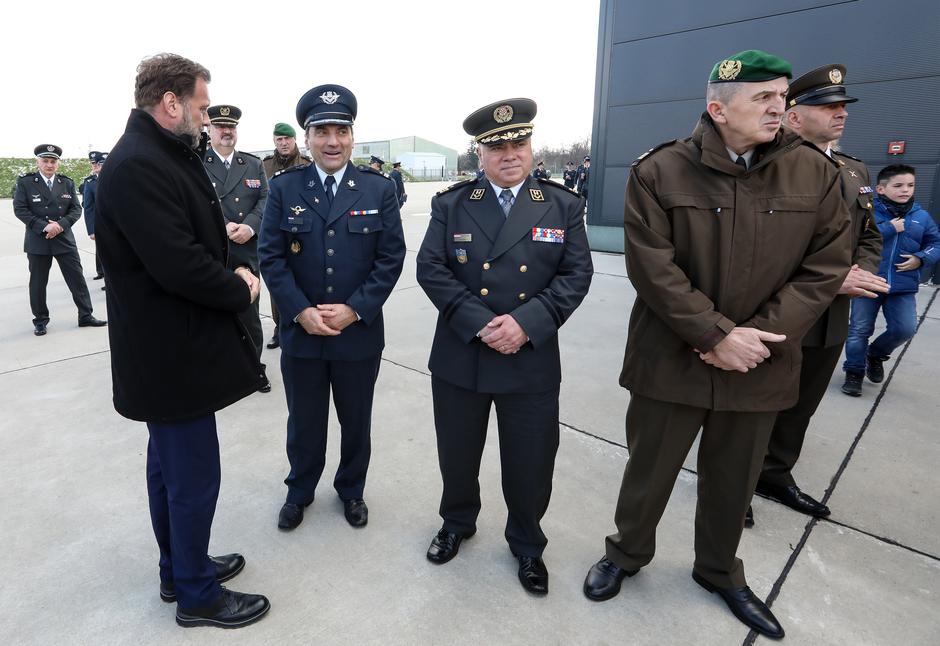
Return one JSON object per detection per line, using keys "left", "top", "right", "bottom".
{"left": 173, "top": 102, "right": 202, "bottom": 147}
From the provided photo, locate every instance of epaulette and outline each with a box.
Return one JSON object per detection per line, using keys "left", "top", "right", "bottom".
{"left": 271, "top": 164, "right": 307, "bottom": 180}
{"left": 632, "top": 140, "right": 678, "bottom": 167}
{"left": 536, "top": 177, "right": 580, "bottom": 197}
{"left": 801, "top": 141, "right": 840, "bottom": 166}
{"left": 19, "top": 171, "right": 35, "bottom": 178}
{"left": 262, "top": 154, "right": 273, "bottom": 161}
{"left": 358, "top": 166, "right": 392, "bottom": 181}
{"left": 831, "top": 149, "right": 863, "bottom": 163}
{"left": 238, "top": 151, "right": 260, "bottom": 160}
{"left": 436, "top": 177, "right": 477, "bottom": 196}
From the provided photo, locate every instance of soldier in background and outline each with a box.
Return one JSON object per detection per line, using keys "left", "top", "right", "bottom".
{"left": 262, "top": 122, "right": 311, "bottom": 349}
{"left": 12, "top": 144, "right": 106, "bottom": 335}
{"left": 389, "top": 161, "right": 407, "bottom": 208}
{"left": 204, "top": 105, "right": 271, "bottom": 393}
{"left": 532, "top": 160, "right": 550, "bottom": 180}
{"left": 562, "top": 161, "right": 577, "bottom": 189}
{"left": 79, "top": 151, "right": 107, "bottom": 282}
{"left": 576, "top": 155, "right": 590, "bottom": 200}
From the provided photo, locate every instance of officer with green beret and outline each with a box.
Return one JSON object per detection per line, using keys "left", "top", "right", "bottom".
{"left": 262, "top": 122, "right": 312, "bottom": 349}
{"left": 582, "top": 50, "right": 854, "bottom": 640}
{"left": 13, "top": 144, "right": 107, "bottom": 335}
{"left": 752, "top": 64, "right": 886, "bottom": 522}
{"left": 416, "top": 98, "right": 593, "bottom": 595}
{"left": 204, "top": 104, "right": 271, "bottom": 392}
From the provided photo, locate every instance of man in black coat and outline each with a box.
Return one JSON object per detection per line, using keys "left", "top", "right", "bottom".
{"left": 416, "top": 98, "right": 593, "bottom": 595}
{"left": 259, "top": 84, "right": 406, "bottom": 532}
{"left": 95, "top": 53, "right": 270, "bottom": 630}
{"left": 13, "top": 145, "right": 106, "bottom": 335}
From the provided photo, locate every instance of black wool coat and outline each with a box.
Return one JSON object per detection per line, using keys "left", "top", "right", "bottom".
{"left": 96, "top": 109, "right": 264, "bottom": 422}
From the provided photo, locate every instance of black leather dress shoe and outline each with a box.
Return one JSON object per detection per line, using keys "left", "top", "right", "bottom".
{"left": 583, "top": 557, "right": 638, "bottom": 601}
{"left": 258, "top": 377, "right": 272, "bottom": 393}
{"left": 266, "top": 334, "right": 280, "bottom": 349}
{"left": 175, "top": 587, "right": 270, "bottom": 629}
{"left": 78, "top": 317, "right": 107, "bottom": 327}
{"left": 517, "top": 555, "right": 549, "bottom": 596}
{"left": 755, "top": 481, "right": 830, "bottom": 517}
{"left": 343, "top": 498, "right": 368, "bottom": 527}
{"left": 34, "top": 323, "right": 47, "bottom": 336}
{"left": 160, "top": 553, "right": 246, "bottom": 602}
{"left": 744, "top": 505, "right": 754, "bottom": 528}
{"left": 692, "top": 571, "right": 784, "bottom": 639}
{"left": 278, "top": 501, "right": 310, "bottom": 530}
{"left": 426, "top": 528, "right": 474, "bottom": 564}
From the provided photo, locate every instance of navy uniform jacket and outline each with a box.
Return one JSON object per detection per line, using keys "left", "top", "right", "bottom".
{"left": 12, "top": 172, "right": 83, "bottom": 255}
{"left": 389, "top": 168, "right": 406, "bottom": 207}
{"left": 259, "top": 161, "right": 406, "bottom": 361}
{"left": 562, "top": 169, "right": 577, "bottom": 188}
{"left": 80, "top": 174, "right": 98, "bottom": 236}
{"left": 416, "top": 176, "right": 593, "bottom": 394}
{"left": 204, "top": 150, "right": 268, "bottom": 272}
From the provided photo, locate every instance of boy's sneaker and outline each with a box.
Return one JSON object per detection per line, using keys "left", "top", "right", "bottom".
{"left": 842, "top": 372, "right": 863, "bottom": 397}
{"left": 866, "top": 354, "right": 886, "bottom": 383}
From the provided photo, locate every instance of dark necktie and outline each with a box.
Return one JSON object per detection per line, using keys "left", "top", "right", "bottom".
{"left": 324, "top": 175, "right": 335, "bottom": 208}
{"left": 735, "top": 155, "right": 748, "bottom": 170}
{"left": 499, "top": 188, "right": 514, "bottom": 217}
{"left": 46, "top": 178, "right": 53, "bottom": 191}
{"left": 223, "top": 159, "right": 231, "bottom": 171}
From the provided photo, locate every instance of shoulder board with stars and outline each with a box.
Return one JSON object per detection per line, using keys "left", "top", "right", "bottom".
{"left": 435, "top": 177, "right": 477, "bottom": 196}
{"left": 631, "top": 140, "right": 678, "bottom": 167}
{"left": 238, "top": 150, "right": 261, "bottom": 161}
{"left": 358, "top": 166, "right": 393, "bottom": 181}
{"left": 832, "top": 149, "right": 864, "bottom": 163}
{"left": 536, "top": 176, "right": 579, "bottom": 197}
{"left": 19, "top": 171, "right": 36, "bottom": 178}
{"left": 271, "top": 164, "right": 307, "bottom": 180}
{"left": 801, "top": 141, "right": 841, "bottom": 166}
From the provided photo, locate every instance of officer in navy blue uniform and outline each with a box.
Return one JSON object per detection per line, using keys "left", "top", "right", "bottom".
{"left": 12, "top": 144, "right": 106, "bottom": 335}
{"left": 204, "top": 104, "right": 271, "bottom": 392}
{"left": 80, "top": 151, "right": 108, "bottom": 283}
{"left": 416, "top": 98, "right": 593, "bottom": 595}
{"left": 389, "top": 161, "right": 407, "bottom": 208}
{"left": 562, "top": 161, "right": 577, "bottom": 189}
{"left": 259, "top": 84, "right": 406, "bottom": 531}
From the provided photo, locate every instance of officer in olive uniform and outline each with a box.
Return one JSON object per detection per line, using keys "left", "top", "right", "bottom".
{"left": 389, "top": 161, "right": 407, "bottom": 208}
{"left": 80, "top": 151, "right": 108, "bottom": 282}
{"left": 12, "top": 145, "right": 106, "bottom": 335}
{"left": 259, "top": 84, "right": 406, "bottom": 532}
{"left": 416, "top": 98, "right": 593, "bottom": 596}
{"left": 204, "top": 104, "right": 271, "bottom": 392}
{"left": 752, "top": 64, "right": 885, "bottom": 523}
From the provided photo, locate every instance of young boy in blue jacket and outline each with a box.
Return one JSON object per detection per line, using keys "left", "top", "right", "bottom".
{"left": 842, "top": 164, "right": 940, "bottom": 395}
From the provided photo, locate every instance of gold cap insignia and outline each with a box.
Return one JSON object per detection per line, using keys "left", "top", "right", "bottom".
{"left": 829, "top": 68, "right": 843, "bottom": 84}
{"left": 220, "top": 106, "right": 231, "bottom": 116}
{"left": 319, "top": 91, "right": 340, "bottom": 104}
{"left": 290, "top": 239, "right": 302, "bottom": 254}
{"left": 470, "top": 188, "right": 485, "bottom": 200}
{"left": 493, "top": 105, "right": 513, "bottom": 124}
{"left": 717, "top": 60, "right": 742, "bottom": 81}
{"left": 529, "top": 188, "right": 544, "bottom": 202}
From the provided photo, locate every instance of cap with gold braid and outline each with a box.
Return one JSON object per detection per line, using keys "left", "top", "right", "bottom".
{"left": 463, "top": 98, "right": 537, "bottom": 145}
{"left": 34, "top": 144, "right": 62, "bottom": 159}
{"left": 207, "top": 104, "right": 242, "bottom": 126}
{"left": 708, "top": 50, "right": 792, "bottom": 83}
{"left": 787, "top": 64, "right": 857, "bottom": 108}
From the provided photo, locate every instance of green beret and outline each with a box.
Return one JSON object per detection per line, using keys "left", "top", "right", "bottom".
{"left": 709, "top": 50, "right": 792, "bottom": 83}
{"left": 273, "top": 122, "right": 296, "bottom": 137}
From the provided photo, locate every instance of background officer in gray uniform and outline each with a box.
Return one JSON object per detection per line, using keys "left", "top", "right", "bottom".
{"left": 416, "top": 98, "right": 593, "bottom": 596}
{"left": 204, "top": 105, "right": 271, "bottom": 392}
{"left": 13, "top": 144, "right": 106, "bottom": 335}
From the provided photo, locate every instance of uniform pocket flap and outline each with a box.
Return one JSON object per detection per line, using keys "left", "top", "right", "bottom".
{"left": 757, "top": 196, "right": 818, "bottom": 213}
{"left": 348, "top": 216, "right": 383, "bottom": 235}
{"left": 659, "top": 193, "right": 733, "bottom": 210}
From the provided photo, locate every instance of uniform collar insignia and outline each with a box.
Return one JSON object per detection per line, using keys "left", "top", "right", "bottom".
{"left": 469, "top": 188, "right": 485, "bottom": 200}
{"left": 347, "top": 179, "right": 355, "bottom": 188}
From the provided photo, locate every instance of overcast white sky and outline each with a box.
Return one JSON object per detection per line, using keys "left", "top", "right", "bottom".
{"left": 0, "top": 0, "right": 600, "bottom": 158}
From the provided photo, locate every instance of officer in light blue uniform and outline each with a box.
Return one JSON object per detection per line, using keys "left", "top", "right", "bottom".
{"left": 259, "top": 84, "right": 406, "bottom": 532}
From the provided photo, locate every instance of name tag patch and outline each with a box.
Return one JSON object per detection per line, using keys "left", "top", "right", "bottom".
{"left": 244, "top": 179, "right": 262, "bottom": 189}
{"left": 453, "top": 233, "right": 472, "bottom": 242}
{"left": 349, "top": 209, "right": 379, "bottom": 216}
{"left": 532, "top": 227, "right": 565, "bottom": 243}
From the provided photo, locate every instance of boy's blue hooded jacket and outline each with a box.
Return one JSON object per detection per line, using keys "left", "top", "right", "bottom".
{"left": 874, "top": 196, "right": 940, "bottom": 293}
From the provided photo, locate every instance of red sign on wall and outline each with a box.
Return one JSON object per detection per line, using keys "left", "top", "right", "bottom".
{"left": 888, "top": 141, "right": 906, "bottom": 155}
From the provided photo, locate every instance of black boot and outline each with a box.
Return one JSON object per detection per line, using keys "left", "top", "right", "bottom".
{"left": 841, "top": 372, "right": 863, "bottom": 397}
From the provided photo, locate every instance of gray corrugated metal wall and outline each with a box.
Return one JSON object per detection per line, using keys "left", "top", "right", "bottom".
{"left": 587, "top": 0, "right": 940, "bottom": 252}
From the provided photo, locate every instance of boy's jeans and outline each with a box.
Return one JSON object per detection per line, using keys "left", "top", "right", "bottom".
{"left": 843, "top": 292, "right": 917, "bottom": 375}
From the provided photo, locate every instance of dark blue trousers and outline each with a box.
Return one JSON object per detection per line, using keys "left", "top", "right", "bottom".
{"left": 146, "top": 414, "right": 222, "bottom": 610}
{"left": 281, "top": 353, "right": 381, "bottom": 504}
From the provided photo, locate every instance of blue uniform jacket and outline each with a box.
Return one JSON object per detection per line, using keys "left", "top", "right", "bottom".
{"left": 259, "top": 161, "right": 406, "bottom": 360}
{"left": 81, "top": 174, "right": 98, "bottom": 236}
{"left": 873, "top": 198, "right": 940, "bottom": 293}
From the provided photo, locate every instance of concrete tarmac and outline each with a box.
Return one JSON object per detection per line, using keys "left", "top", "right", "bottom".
{"left": 1, "top": 182, "right": 937, "bottom": 645}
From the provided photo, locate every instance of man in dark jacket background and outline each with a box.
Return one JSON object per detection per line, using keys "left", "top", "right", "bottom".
{"left": 95, "top": 53, "right": 270, "bottom": 629}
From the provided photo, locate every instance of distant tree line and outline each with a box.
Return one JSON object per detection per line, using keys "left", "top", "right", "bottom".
{"left": 457, "top": 138, "right": 592, "bottom": 175}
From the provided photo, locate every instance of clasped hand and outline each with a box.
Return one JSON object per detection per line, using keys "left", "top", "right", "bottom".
{"left": 297, "top": 304, "right": 357, "bottom": 336}
{"left": 478, "top": 314, "right": 528, "bottom": 355}
{"left": 226, "top": 222, "right": 253, "bottom": 244}
{"left": 697, "top": 327, "right": 786, "bottom": 373}
{"left": 43, "top": 221, "right": 64, "bottom": 239}
{"left": 233, "top": 267, "right": 260, "bottom": 303}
